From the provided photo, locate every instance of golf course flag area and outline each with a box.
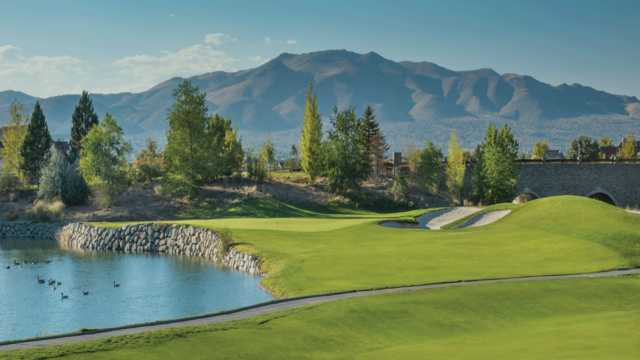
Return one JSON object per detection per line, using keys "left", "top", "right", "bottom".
{"left": 3, "top": 196, "right": 640, "bottom": 359}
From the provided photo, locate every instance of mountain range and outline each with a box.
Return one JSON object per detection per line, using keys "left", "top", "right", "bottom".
{"left": 1, "top": 49, "right": 639, "bottom": 153}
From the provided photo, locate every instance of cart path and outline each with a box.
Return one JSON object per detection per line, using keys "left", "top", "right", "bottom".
{"left": 2, "top": 267, "right": 639, "bottom": 352}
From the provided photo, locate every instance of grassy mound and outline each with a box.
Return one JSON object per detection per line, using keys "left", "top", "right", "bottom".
{"left": 8, "top": 276, "right": 640, "bottom": 359}
{"left": 92, "top": 196, "right": 640, "bottom": 297}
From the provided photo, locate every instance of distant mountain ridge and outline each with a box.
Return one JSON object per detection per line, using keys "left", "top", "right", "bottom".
{"left": 1, "top": 49, "right": 639, "bottom": 151}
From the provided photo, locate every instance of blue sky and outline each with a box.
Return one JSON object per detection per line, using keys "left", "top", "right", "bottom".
{"left": 1, "top": 0, "right": 638, "bottom": 97}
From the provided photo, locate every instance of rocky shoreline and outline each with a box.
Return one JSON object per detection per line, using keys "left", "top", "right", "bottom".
{"left": 0, "top": 221, "right": 262, "bottom": 276}
{"left": 57, "top": 223, "right": 262, "bottom": 275}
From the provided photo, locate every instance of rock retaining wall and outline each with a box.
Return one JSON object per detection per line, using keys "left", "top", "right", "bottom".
{"left": 57, "top": 223, "right": 262, "bottom": 275}
{"left": 0, "top": 221, "right": 60, "bottom": 241}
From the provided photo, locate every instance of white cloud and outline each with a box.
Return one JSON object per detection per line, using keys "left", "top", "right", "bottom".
{"left": 0, "top": 44, "right": 88, "bottom": 96}
{"left": 0, "top": 33, "right": 241, "bottom": 96}
{"left": 264, "top": 36, "right": 272, "bottom": 45}
{"left": 286, "top": 39, "right": 297, "bottom": 45}
{"left": 112, "top": 40, "right": 236, "bottom": 92}
{"left": 204, "top": 33, "right": 237, "bottom": 46}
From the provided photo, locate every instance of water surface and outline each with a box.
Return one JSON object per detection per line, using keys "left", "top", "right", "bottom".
{"left": 0, "top": 239, "right": 272, "bottom": 342}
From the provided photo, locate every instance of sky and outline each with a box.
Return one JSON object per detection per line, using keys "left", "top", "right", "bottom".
{"left": 1, "top": 0, "right": 638, "bottom": 98}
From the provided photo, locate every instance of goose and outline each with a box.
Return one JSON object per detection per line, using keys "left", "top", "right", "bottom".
{"left": 37, "top": 276, "right": 45, "bottom": 284}
{"left": 56, "top": 281, "right": 62, "bottom": 286}
{"left": 48, "top": 279, "right": 56, "bottom": 286}
{"left": 82, "top": 291, "right": 89, "bottom": 296}
{"left": 4, "top": 266, "right": 9, "bottom": 270}
{"left": 113, "top": 281, "right": 120, "bottom": 288}
{"left": 61, "top": 292, "right": 68, "bottom": 300}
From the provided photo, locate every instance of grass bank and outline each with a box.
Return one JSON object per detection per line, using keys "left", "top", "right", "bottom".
{"left": 6, "top": 276, "right": 639, "bottom": 359}
{"left": 92, "top": 196, "right": 640, "bottom": 297}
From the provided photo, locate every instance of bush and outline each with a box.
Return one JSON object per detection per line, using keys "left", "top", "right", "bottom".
{"left": 38, "top": 147, "right": 88, "bottom": 206}
{"left": 389, "top": 174, "right": 409, "bottom": 203}
{"left": 61, "top": 161, "right": 89, "bottom": 206}
{"left": 38, "top": 146, "right": 65, "bottom": 200}
{"left": 26, "top": 200, "right": 65, "bottom": 222}
{"left": 0, "top": 171, "right": 21, "bottom": 198}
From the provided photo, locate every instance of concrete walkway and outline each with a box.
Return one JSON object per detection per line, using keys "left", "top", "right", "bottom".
{"left": 2, "top": 267, "right": 639, "bottom": 352}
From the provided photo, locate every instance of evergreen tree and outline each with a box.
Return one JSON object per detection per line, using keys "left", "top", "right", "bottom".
{"left": 1, "top": 101, "right": 28, "bottom": 181}
{"left": 446, "top": 130, "right": 466, "bottom": 204}
{"left": 21, "top": 102, "right": 52, "bottom": 183}
{"left": 69, "top": 91, "right": 99, "bottom": 161}
{"left": 38, "top": 145, "right": 66, "bottom": 200}
{"left": 618, "top": 132, "right": 637, "bottom": 160}
{"left": 360, "top": 105, "right": 389, "bottom": 180}
{"left": 300, "top": 84, "right": 323, "bottom": 182}
{"left": 164, "top": 80, "right": 209, "bottom": 194}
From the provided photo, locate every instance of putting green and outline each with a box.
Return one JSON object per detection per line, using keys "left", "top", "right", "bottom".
{"left": 92, "top": 196, "right": 640, "bottom": 297}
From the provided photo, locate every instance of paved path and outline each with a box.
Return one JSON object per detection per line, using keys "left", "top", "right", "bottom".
{"left": 2, "top": 267, "right": 639, "bottom": 352}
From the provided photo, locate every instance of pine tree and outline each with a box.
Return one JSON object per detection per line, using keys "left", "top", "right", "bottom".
{"left": 69, "top": 91, "right": 99, "bottom": 161}
{"left": 300, "top": 84, "right": 323, "bottom": 182}
{"left": 446, "top": 130, "right": 466, "bottom": 205}
{"left": 164, "top": 80, "right": 209, "bottom": 194}
{"left": 360, "top": 105, "right": 389, "bottom": 180}
{"left": 21, "top": 102, "right": 52, "bottom": 184}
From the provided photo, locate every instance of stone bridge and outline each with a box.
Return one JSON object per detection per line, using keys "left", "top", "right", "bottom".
{"left": 514, "top": 160, "right": 640, "bottom": 207}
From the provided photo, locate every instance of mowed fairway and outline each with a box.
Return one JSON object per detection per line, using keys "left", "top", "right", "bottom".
{"left": 93, "top": 196, "right": 640, "bottom": 297}
{"left": 7, "top": 276, "right": 640, "bottom": 359}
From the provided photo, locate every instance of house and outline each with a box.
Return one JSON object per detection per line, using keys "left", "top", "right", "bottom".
{"left": 543, "top": 149, "right": 564, "bottom": 160}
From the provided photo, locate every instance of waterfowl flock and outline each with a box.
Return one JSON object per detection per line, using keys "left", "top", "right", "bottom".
{"left": 5, "top": 258, "right": 121, "bottom": 301}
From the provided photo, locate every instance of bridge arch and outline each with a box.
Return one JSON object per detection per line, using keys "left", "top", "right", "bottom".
{"left": 586, "top": 188, "right": 618, "bottom": 206}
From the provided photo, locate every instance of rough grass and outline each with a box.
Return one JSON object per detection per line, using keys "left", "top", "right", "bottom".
{"left": 6, "top": 276, "right": 640, "bottom": 360}
{"left": 91, "top": 196, "right": 640, "bottom": 297}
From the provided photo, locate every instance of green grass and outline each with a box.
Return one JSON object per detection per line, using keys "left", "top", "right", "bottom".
{"left": 91, "top": 196, "right": 640, "bottom": 297}
{"left": 6, "top": 276, "right": 640, "bottom": 360}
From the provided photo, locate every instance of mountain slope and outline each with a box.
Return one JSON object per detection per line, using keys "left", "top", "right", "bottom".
{"left": 1, "top": 50, "right": 638, "bottom": 151}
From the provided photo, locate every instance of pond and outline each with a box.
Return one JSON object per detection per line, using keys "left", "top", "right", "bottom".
{"left": 0, "top": 239, "right": 272, "bottom": 342}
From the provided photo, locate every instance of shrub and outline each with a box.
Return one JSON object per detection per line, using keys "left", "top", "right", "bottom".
{"left": 389, "top": 174, "right": 409, "bottom": 203}
{"left": 0, "top": 171, "right": 21, "bottom": 198}
{"left": 130, "top": 138, "right": 165, "bottom": 183}
{"left": 61, "top": 161, "right": 89, "bottom": 206}
{"left": 26, "top": 200, "right": 65, "bottom": 222}
{"left": 38, "top": 147, "right": 89, "bottom": 206}
{"left": 37, "top": 146, "right": 66, "bottom": 200}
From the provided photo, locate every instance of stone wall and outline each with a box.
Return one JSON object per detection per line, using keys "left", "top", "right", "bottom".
{"left": 0, "top": 221, "right": 60, "bottom": 241}
{"left": 57, "top": 223, "right": 262, "bottom": 275}
{"left": 515, "top": 161, "right": 640, "bottom": 208}
{"left": 462, "top": 160, "right": 640, "bottom": 207}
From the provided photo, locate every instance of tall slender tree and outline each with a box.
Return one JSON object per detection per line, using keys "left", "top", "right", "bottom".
{"left": 299, "top": 84, "right": 323, "bottom": 182}
{"left": 360, "top": 105, "right": 389, "bottom": 180}
{"left": 446, "top": 130, "right": 466, "bottom": 204}
{"left": 21, "top": 102, "right": 52, "bottom": 183}
{"left": 618, "top": 132, "right": 637, "bottom": 160}
{"left": 1, "top": 101, "right": 28, "bottom": 180}
{"left": 69, "top": 91, "right": 99, "bottom": 161}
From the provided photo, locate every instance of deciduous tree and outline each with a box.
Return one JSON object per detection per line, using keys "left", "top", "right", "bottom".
{"left": 1, "top": 101, "right": 28, "bottom": 181}
{"left": 300, "top": 84, "right": 323, "bottom": 182}
{"left": 446, "top": 130, "right": 466, "bottom": 204}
